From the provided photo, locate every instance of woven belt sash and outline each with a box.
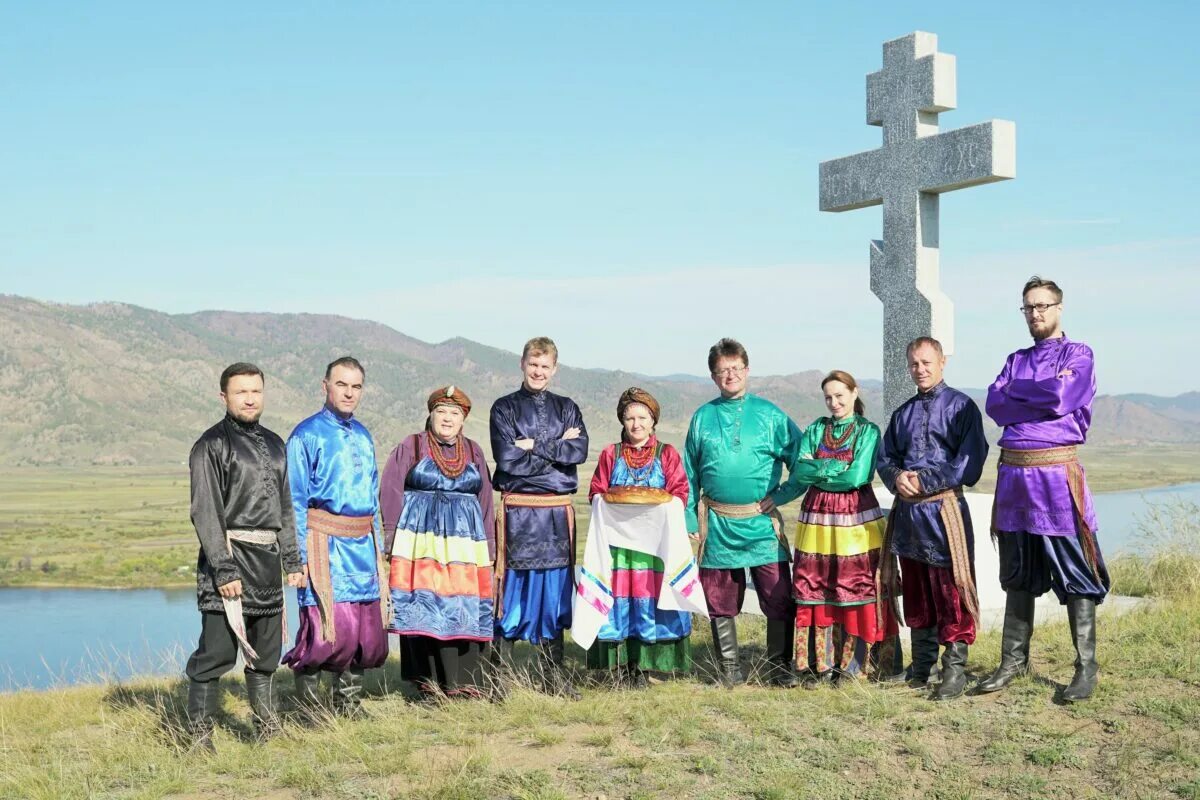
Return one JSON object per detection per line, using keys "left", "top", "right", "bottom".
{"left": 696, "top": 496, "right": 788, "bottom": 565}
{"left": 222, "top": 528, "right": 285, "bottom": 665}
{"left": 995, "top": 446, "right": 1102, "bottom": 582}
{"left": 877, "top": 487, "right": 979, "bottom": 628}
{"left": 494, "top": 493, "right": 576, "bottom": 619}
{"left": 306, "top": 508, "right": 391, "bottom": 644}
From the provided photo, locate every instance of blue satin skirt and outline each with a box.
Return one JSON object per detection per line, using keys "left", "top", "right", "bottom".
{"left": 495, "top": 567, "right": 573, "bottom": 644}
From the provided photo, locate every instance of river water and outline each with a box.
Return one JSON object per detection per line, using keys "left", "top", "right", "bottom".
{"left": 2, "top": 483, "right": 1196, "bottom": 691}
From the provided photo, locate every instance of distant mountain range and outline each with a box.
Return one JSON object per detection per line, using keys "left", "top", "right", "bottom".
{"left": 2, "top": 295, "right": 1197, "bottom": 466}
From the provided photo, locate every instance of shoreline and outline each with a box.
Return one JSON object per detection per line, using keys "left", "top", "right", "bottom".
{"left": 3, "top": 480, "right": 1194, "bottom": 592}
{"left": 0, "top": 581, "right": 194, "bottom": 591}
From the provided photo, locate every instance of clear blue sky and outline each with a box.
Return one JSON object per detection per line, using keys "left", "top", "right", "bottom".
{"left": 2, "top": 2, "right": 1196, "bottom": 394}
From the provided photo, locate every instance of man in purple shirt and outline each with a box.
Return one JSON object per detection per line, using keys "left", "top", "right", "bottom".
{"left": 980, "top": 277, "right": 1109, "bottom": 702}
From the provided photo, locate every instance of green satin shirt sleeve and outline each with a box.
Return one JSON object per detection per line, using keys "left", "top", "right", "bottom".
{"left": 770, "top": 418, "right": 852, "bottom": 506}
{"left": 767, "top": 411, "right": 811, "bottom": 507}
{"left": 684, "top": 410, "right": 702, "bottom": 533}
{"left": 814, "top": 420, "right": 880, "bottom": 492}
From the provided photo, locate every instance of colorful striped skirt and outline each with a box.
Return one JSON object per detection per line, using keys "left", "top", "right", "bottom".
{"left": 585, "top": 547, "right": 692, "bottom": 672}
{"left": 388, "top": 488, "right": 494, "bottom": 642}
{"left": 792, "top": 484, "right": 900, "bottom": 677}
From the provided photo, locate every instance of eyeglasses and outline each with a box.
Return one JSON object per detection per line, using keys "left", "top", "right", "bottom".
{"left": 712, "top": 366, "right": 747, "bottom": 377}
{"left": 1020, "top": 302, "right": 1061, "bottom": 316}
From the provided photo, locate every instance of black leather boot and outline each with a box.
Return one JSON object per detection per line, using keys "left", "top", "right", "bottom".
{"left": 332, "top": 668, "right": 365, "bottom": 718}
{"left": 710, "top": 617, "right": 744, "bottom": 688}
{"left": 764, "top": 619, "right": 799, "bottom": 688}
{"left": 1062, "top": 596, "right": 1098, "bottom": 702}
{"left": 933, "top": 642, "right": 969, "bottom": 701}
{"left": 244, "top": 670, "right": 281, "bottom": 741}
{"left": 906, "top": 627, "right": 939, "bottom": 687}
{"left": 978, "top": 590, "right": 1035, "bottom": 693}
{"left": 186, "top": 679, "right": 219, "bottom": 754}
{"left": 490, "top": 637, "right": 515, "bottom": 670}
{"left": 486, "top": 638, "right": 515, "bottom": 700}
{"left": 292, "top": 669, "right": 324, "bottom": 720}
{"left": 538, "top": 634, "right": 581, "bottom": 700}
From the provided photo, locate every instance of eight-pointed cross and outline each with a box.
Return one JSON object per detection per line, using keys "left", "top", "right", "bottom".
{"left": 819, "top": 31, "right": 1016, "bottom": 420}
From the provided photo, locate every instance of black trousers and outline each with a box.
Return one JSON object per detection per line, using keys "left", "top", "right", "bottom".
{"left": 185, "top": 610, "right": 283, "bottom": 682}
{"left": 997, "top": 531, "right": 1110, "bottom": 604}
{"left": 399, "top": 634, "right": 486, "bottom": 691}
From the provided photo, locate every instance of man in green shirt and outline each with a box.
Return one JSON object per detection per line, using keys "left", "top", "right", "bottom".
{"left": 685, "top": 338, "right": 805, "bottom": 687}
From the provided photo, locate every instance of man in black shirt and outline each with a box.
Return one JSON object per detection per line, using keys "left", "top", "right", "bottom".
{"left": 185, "top": 363, "right": 304, "bottom": 750}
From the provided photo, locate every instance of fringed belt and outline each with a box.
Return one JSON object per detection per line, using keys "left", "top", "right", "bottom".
{"left": 494, "top": 493, "right": 576, "bottom": 619}
{"left": 877, "top": 487, "right": 979, "bottom": 629}
{"left": 223, "top": 528, "right": 286, "bottom": 665}
{"left": 695, "top": 496, "right": 788, "bottom": 565}
{"left": 996, "top": 446, "right": 1102, "bottom": 582}
{"left": 306, "top": 508, "right": 391, "bottom": 644}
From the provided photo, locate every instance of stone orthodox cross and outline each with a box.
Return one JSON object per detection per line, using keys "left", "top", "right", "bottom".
{"left": 819, "top": 32, "right": 1016, "bottom": 420}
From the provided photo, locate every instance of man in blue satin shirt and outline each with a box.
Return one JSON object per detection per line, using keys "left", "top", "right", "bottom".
{"left": 282, "top": 356, "right": 390, "bottom": 717}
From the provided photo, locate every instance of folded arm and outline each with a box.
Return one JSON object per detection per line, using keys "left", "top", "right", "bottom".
{"left": 987, "top": 347, "right": 1096, "bottom": 426}
{"left": 490, "top": 405, "right": 553, "bottom": 476}
{"left": 531, "top": 400, "right": 590, "bottom": 465}
{"left": 815, "top": 423, "right": 879, "bottom": 492}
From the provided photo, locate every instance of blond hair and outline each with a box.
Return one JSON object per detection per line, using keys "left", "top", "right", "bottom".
{"left": 522, "top": 336, "right": 558, "bottom": 363}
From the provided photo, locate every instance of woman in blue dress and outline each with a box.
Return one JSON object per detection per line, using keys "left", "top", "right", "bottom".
{"left": 380, "top": 386, "right": 496, "bottom": 698}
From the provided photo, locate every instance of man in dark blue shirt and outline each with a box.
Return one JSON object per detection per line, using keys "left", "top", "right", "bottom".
{"left": 490, "top": 336, "right": 589, "bottom": 698}
{"left": 877, "top": 337, "right": 989, "bottom": 701}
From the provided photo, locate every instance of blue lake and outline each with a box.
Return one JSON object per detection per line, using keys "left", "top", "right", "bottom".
{"left": 2, "top": 482, "right": 1196, "bottom": 691}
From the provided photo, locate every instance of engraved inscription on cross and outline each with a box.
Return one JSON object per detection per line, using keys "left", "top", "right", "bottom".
{"left": 819, "top": 31, "right": 1016, "bottom": 420}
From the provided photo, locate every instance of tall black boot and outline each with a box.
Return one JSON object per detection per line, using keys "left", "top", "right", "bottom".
{"left": 1062, "top": 596, "right": 1098, "bottom": 702}
{"left": 710, "top": 617, "right": 744, "bottom": 688}
{"left": 538, "top": 634, "right": 581, "bottom": 700}
{"left": 332, "top": 668, "right": 365, "bottom": 718}
{"left": 244, "top": 670, "right": 281, "bottom": 741}
{"left": 978, "top": 590, "right": 1035, "bottom": 693}
{"left": 185, "top": 679, "right": 220, "bottom": 754}
{"left": 486, "top": 638, "right": 515, "bottom": 700}
{"left": 292, "top": 669, "right": 324, "bottom": 720}
{"left": 490, "top": 637, "right": 518, "bottom": 681}
{"left": 906, "top": 627, "right": 939, "bottom": 687}
{"left": 933, "top": 642, "right": 969, "bottom": 701}
{"left": 490, "top": 637, "right": 515, "bottom": 666}
{"left": 764, "top": 619, "right": 799, "bottom": 688}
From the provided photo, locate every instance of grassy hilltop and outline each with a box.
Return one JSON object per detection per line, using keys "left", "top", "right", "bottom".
{"left": 3, "top": 508, "right": 1199, "bottom": 799}
{"left": 1, "top": 550, "right": 1197, "bottom": 800}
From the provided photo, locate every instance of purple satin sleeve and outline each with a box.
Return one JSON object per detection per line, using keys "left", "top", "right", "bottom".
{"left": 988, "top": 344, "right": 1095, "bottom": 426}
{"left": 471, "top": 439, "right": 497, "bottom": 561}
{"left": 380, "top": 437, "right": 418, "bottom": 555}
{"left": 987, "top": 339, "right": 1096, "bottom": 448}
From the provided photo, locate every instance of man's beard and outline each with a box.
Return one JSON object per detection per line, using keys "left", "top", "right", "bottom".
{"left": 232, "top": 408, "right": 262, "bottom": 424}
